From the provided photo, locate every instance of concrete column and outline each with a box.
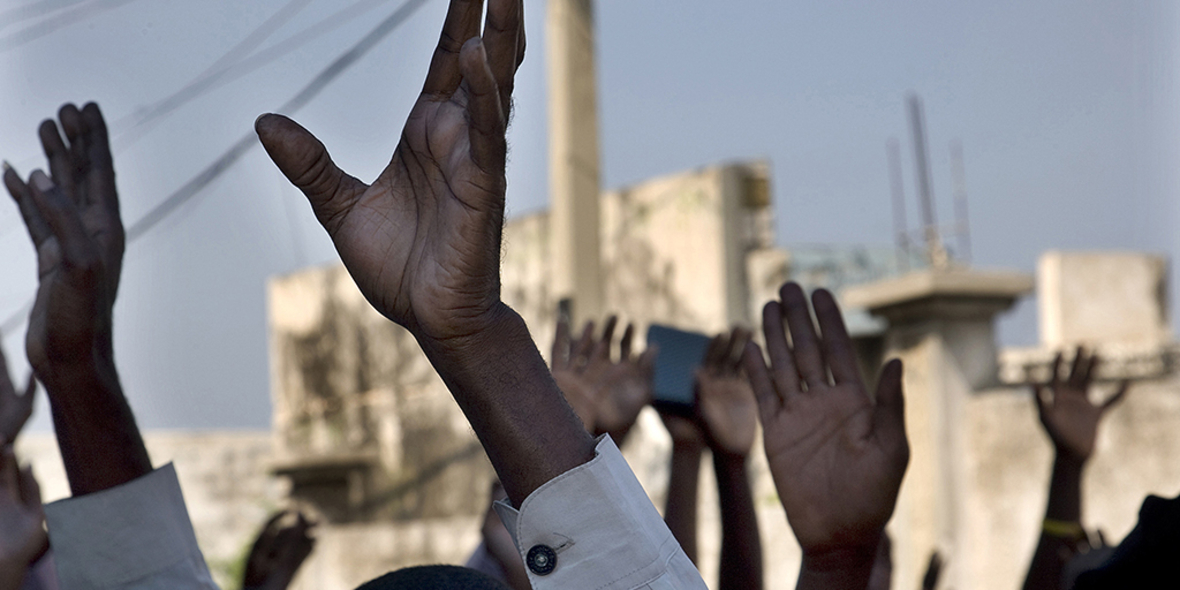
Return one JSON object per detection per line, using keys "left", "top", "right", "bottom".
{"left": 547, "top": 0, "right": 603, "bottom": 323}
{"left": 844, "top": 269, "right": 1032, "bottom": 590}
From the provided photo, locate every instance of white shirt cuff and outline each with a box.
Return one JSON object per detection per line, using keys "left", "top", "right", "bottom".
{"left": 494, "top": 436, "right": 706, "bottom": 590}
{"left": 44, "top": 463, "right": 218, "bottom": 590}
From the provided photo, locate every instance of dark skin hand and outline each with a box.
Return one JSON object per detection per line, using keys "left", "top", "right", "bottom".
{"left": 551, "top": 316, "right": 656, "bottom": 442}
{"left": 0, "top": 445, "right": 46, "bottom": 590}
{"left": 659, "top": 412, "right": 704, "bottom": 565}
{"left": 0, "top": 346, "right": 35, "bottom": 444}
{"left": 921, "top": 550, "right": 942, "bottom": 590}
{"left": 256, "top": 0, "right": 595, "bottom": 508}
{"left": 1021, "top": 348, "right": 1127, "bottom": 590}
{"left": 697, "top": 328, "right": 763, "bottom": 590}
{"left": 3, "top": 104, "right": 151, "bottom": 496}
{"left": 659, "top": 328, "right": 762, "bottom": 588}
{"left": 743, "top": 283, "right": 909, "bottom": 590}
{"left": 243, "top": 510, "right": 317, "bottom": 590}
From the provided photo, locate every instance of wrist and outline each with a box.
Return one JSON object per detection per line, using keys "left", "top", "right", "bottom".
{"left": 711, "top": 447, "right": 749, "bottom": 468}
{"left": 413, "top": 301, "right": 517, "bottom": 359}
{"left": 38, "top": 346, "right": 118, "bottom": 393}
{"left": 672, "top": 438, "right": 705, "bottom": 453}
{"left": 1053, "top": 450, "right": 1088, "bottom": 471}
{"left": 798, "top": 538, "right": 881, "bottom": 590}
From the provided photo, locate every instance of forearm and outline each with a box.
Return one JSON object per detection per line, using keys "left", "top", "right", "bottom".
{"left": 795, "top": 543, "right": 878, "bottom": 590}
{"left": 42, "top": 355, "right": 151, "bottom": 496}
{"left": 1021, "top": 454, "right": 1085, "bottom": 590}
{"left": 417, "top": 304, "right": 597, "bottom": 507}
{"left": 714, "top": 452, "right": 762, "bottom": 590}
{"left": 664, "top": 442, "right": 703, "bottom": 564}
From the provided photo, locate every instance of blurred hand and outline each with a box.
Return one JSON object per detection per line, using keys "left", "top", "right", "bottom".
{"left": 1033, "top": 348, "right": 1128, "bottom": 463}
{"left": 243, "top": 510, "right": 316, "bottom": 590}
{"left": 921, "top": 550, "right": 943, "bottom": 590}
{"left": 0, "top": 346, "right": 35, "bottom": 444}
{"left": 0, "top": 445, "right": 47, "bottom": 590}
{"left": 696, "top": 328, "right": 757, "bottom": 457}
{"left": 744, "top": 283, "right": 908, "bottom": 563}
{"left": 255, "top": 0, "right": 525, "bottom": 352}
{"left": 551, "top": 316, "right": 656, "bottom": 439}
{"left": 3, "top": 103, "right": 123, "bottom": 383}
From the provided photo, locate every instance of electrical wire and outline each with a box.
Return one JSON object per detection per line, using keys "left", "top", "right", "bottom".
{"left": 111, "top": 0, "right": 392, "bottom": 151}
{"left": 0, "top": 0, "right": 95, "bottom": 32}
{"left": 0, "top": 0, "right": 146, "bottom": 51}
{"left": 0, "top": 0, "right": 432, "bottom": 336}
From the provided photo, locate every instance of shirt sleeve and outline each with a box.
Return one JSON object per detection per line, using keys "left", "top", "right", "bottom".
{"left": 43, "top": 463, "right": 220, "bottom": 590}
{"left": 493, "top": 436, "right": 707, "bottom": 590}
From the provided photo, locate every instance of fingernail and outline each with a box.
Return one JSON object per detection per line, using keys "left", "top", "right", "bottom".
{"left": 30, "top": 170, "right": 54, "bottom": 192}
{"left": 1, "top": 160, "right": 13, "bottom": 175}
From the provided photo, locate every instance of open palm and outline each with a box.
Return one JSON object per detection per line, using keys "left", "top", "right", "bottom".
{"left": 1034, "top": 348, "right": 1128, "bottom": 462}
{"left": 696, "top": 328, "right": 758, "bottom": 456}
{"left": 744, "top": 283, "right": 908, "bottom": 555}
{"left": 256, "top": 0, "right": 524, "bottom": 345}
{"left": 3, "top": 104, "right": 123, "bottom": 380}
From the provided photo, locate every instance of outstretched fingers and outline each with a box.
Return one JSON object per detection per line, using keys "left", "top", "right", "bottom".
{"left": 38, "top": 118, "right": 76, "bottom": 200}
{"left": 4, "top": 164, "right": 52, "bottom": 248}
{"left": 761, "top": 299, "right": 800, "bottom": 397}
{"left": 1102, "top": 380, "right": 1130, "bottom": 412}
{"left": 812, "top": 288, "right": 861, "bottom": 386}
{"left": 423, "top": 0, "right": 484, "bottom": 97}
{"left": 780, "top": 283, "right": 827, "bottom": 390}
{"left": 255, "top": 114, "right": 366, "bottom": 233}
{"left": 460, "top": 38, "right": 508, "bottom": 180}
{"left": 28, "top": 171, "right": 98, "bottom": 283}
{"left": 483, "top": 0, "right": 522, "bottom": 120}
{"left": 619, "top": 323, "right": 634, "bottom": 361}
{"left": 591, "top": 316, "right": 618, "bottom": 362}
{"left": 80, "top": 103, "right": 119, "bottom": 218}
{"left": 551, "top": 318, "right": 572, "bottom": 370}
{"left": 872, "top": 359, "right": 908, "bottom": 452}
{"left": 743, "top": 340, "right": 779, "bottom": 418}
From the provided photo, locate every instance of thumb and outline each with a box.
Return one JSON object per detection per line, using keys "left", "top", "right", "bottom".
{"left": 873, "top": 359, "right": 908, "bottom": 456}
{"left": 255, "top": 114, "right": 366, "bottom": 231}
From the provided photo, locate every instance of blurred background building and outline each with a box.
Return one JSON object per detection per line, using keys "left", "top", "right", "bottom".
{"left": 11, "top": 1, "right": 1180, "bottom": 589}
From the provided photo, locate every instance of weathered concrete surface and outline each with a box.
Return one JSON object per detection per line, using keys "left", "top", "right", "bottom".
{"left": 960, "top": 375, "right": 1180, "bottom": 590}
{"left": 1039, "top": 251, "right": 1171, "bottom": 349}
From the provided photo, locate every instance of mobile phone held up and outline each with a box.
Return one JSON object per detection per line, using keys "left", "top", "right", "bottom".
{"left": 646, "top": 324, "right": 712, "bottom": 416}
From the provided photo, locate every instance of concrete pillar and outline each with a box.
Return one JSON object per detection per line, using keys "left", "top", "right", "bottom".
{"left": 547, "top": 0, "right": 603, "bottom": 323}
{"left": 844, "top": 269, "right": 1033, "bottom": 590}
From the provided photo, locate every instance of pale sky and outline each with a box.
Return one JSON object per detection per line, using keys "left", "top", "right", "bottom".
{"left": 1, "top": 0, "right": 1176, "bottom": 430}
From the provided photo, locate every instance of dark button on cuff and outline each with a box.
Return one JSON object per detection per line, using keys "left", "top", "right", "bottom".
{"left": 526, "top": 544, "right": 557, "bottom": 575}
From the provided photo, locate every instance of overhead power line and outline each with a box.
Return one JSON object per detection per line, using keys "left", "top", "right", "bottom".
{"left": 111, "top": 0, "right": 392, "bottom": 150}
{"left": 0, "top": 0, "right": 94, "bottom": 32}
{"left": 0, "top": 0, "right": 146, "bottom": 51}
{"left": 1, "top": 0, "right": 432, "bottom": 336}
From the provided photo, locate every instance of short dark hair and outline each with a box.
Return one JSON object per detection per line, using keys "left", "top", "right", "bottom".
{"left": 355, "top": 566, "right": 512, "bottom": 590}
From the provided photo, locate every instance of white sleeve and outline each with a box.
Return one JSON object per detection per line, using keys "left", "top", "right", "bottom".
{"left": 43, "top": 463, "right": 219, "bottom": 590}
{"left": 493, "top": 436, "right": 707, "bottom": 590}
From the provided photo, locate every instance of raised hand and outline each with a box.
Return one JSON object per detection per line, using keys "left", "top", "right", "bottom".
{"left": 0, "top": 445, "right": 47, "bottom": 590}
{"left": 551, "top": 316, "right": 656, "bottom": 441}
{"left": 0, "top": 347, "right": 35, "bottom": 444}
{"left": 696, "top": 328, "right": 757, "bottom": 457}
{"left": 243, "top": 511, "right": 317, "bottom": 590}
{"left": 1034, "top": 348, "right": 1128, "bottom": 463}
{"left": 3, "top": 103, "right": 123, "bottom": 383}
{"left": 743, "top": 283, "right": 908, "bottom": 587}
{"left": 255, "top": 0, "right": 525, "bottom": 350}
{"left": 3, "top": 103, "right": 149, "bottom": 496}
